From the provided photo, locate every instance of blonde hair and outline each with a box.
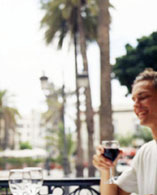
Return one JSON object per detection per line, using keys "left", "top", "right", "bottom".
{"left": 133, "top": 68, "right": 157, "bottom": 89}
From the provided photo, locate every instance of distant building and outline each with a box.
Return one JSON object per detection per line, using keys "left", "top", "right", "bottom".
{"left": 112, "top": 104, "right": 138, "bottom": 136}
{"left": 16, "top": 110, "right": 46, "bottom": 149}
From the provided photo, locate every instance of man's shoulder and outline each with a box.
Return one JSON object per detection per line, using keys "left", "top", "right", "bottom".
{"left": 135, "top": 140, "right": 155, "bottom": 159}
{"left": 140, "top": 140, "right": 154, "bottom": 150}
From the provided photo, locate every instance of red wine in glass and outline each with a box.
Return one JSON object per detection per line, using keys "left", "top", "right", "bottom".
{"left": 102, "top": 140, "right": 120, "bottom": 184}
{"left": 103, "top": 148, "right": 120, "bottom": 162}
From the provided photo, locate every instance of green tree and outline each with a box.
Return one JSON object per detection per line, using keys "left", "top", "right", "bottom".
{"left": 116, "top": 133, "right": 133, "bottom": 147}
{"left": 20, "top": 141, "right": 32, "bottom": 150}
{"left": 0, "top": 90, "right": 20, "bottom": 149}
{"left": 134, "top": 126, "right": 152, "bottom": 143}
{"left": 40, "top": 0, "right": 97, "bottom": 47}
{"left": 116, "top": 127, "right": 153, "bottom": 147}
{"left": 46, "top": 123, "right": 75, "bottom": 168}
{"left": 113, "top": 31, "right": 157, "bottom": 94}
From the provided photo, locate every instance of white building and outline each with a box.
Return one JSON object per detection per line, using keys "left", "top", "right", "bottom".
{"left": 16, "top": 110, "right": 46, "bottom": 149}
{"left": 112, "top": 104, "right": 138, "bottom": 136}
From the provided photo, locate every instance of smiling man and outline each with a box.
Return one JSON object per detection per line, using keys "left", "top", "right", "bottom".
{"left": 93, "top": 68, "right": 157, "bottom": 195}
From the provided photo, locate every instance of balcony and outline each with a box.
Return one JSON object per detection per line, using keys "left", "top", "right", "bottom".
{"left": 0, "top": 177, "right": 100, "bottom": 194}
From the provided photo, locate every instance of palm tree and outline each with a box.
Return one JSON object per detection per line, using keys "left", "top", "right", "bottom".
{"left": 77, "top": 0, "right": 96, "bottom": 176}
{"left": 97, "top": 0, "right": 113, "bottom": 141}
{"left": 0, "top": 90, "right": 20, "bottom": 149}
{"left": 40, "top": 0, "right": 97, "bottom": 177}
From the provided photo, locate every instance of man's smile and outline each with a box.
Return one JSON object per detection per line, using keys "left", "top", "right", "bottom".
{"left": 135, "top": 109, "right": 148, "bottom": 119}
{"left": 138, "top": 111, "right": 148, "bottom": 119}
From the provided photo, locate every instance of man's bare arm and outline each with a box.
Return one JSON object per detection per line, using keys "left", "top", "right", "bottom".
{"left": 100, "top": 171, "right": 130, "bottom": 195}
{"left": 118, "top": 187, "right": 130, "bottom": 195}
{"left": 100, "top": 171, "right": 118, "bottom": 195}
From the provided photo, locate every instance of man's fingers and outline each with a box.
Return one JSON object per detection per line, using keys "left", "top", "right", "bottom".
{"left": 96, "top": 145, "right": 104, "bottom": 155}
{"left": 93, "top": 157, "right": 110, "bottom": 170}
{"left": 93, "top": 154, "right": 114, "bottom": 170}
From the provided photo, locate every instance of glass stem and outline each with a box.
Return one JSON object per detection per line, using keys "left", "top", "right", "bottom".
{"left": 109, "top": 167, "right": 113, "bottom": 179}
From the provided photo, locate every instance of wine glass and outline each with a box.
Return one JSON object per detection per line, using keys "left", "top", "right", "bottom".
{"left": 22, "top": 169, "right": 33, "bottom": 194}
{"left": 24, "top": 167, "right": 43, "bottom": 195}
{"left": 102, "top": 140, "right": 120, "bottom": 184}
{"left": 9, "top": 169, "right": 32, "bottom": 195}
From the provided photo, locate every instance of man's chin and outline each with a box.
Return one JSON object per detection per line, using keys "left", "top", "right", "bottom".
{"left": 139, "top": 119, "right": 147, "bottom": 126}
{"left": 140, "top": 120, "right": 150, "bottom": 127}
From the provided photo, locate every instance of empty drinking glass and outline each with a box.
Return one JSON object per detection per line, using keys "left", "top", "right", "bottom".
{"left": 24, "top": 167, "right": 43, "bottom": 195}
{"left": 9, "top": 169, "right": 32, "bottom": 195}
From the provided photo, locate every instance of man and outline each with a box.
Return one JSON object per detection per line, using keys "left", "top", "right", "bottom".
{"left": 93, "top": 68, "right": 157, "bottom": 195}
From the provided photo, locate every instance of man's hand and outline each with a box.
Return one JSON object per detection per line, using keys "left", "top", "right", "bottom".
{"left": 93, "top": 145, "right": 122, "bottom": 171}
{"left": 93, "top": 145, "right": 124, "bottom": 195}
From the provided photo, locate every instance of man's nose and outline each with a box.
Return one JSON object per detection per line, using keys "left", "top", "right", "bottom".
{"left": 133, "top": 99, "right": 141, "bottom": 108}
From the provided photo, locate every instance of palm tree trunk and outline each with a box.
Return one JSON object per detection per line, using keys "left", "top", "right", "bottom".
{"left": 74, "top": 30, "right": 84, "bottom": 177}
{"left": 97, "top": 0, "right": 113, "bottom": 142}
{"left": 78, "top": 2, "right": 95, "bottom": 177}
{"left": 3, "top": 116, "right": 9, "bottom": 149}
{"left": 61, "top": 85, "right": 71, "bottom": 177}
{"left": 75, "top": 87, "right": 84, "bottom": 177}
{"left": 0, "top": 119, "right": 2, "bottom": 148}
{"left": 85, "top": 88, "right": 95, "bottom": 176}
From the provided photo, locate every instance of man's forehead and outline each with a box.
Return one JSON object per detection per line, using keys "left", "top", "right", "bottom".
{"left": 132, "top": 80, "right": 154, "bottom": 95}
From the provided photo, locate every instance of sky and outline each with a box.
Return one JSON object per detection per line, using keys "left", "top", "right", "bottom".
{"left": 0, "top": 0, "right": 157, "bottom": 115}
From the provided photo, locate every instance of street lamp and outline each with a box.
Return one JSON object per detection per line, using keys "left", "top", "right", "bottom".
{"left": 77, "top": 71, "right": 89, "bottom": 88}
{"left": 40, "top": 75, "right": 48, "bottom": 90}
{"left": 39, "top": 74, "right": 70, "bottom": 177}
{"left": 77, "top": 71, "right": 89, "bottom": 112}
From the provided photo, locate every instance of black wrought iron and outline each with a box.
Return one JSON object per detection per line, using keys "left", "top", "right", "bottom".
{"left": 0, "top": 180, "right": 11, "bottom": 195}
{"left": 0, "top": 177, "right": 100, "bottom": 195}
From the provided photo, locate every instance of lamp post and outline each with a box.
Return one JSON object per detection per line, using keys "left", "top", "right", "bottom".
{"left": 75, "top": 71, "right": 89, "bottom": 177}
{"left": 40, "top": 74, "right": 70, "bottom": 177}
{"left": 40, "top": 71, "right": 88, "bottom": 177}
{"left": 78, "top": 71, "right": 95, "bottom": 177}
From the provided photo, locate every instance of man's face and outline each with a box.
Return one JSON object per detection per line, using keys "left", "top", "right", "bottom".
{"left": 132, "top": 80, "right": 157, "bottom": 129}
